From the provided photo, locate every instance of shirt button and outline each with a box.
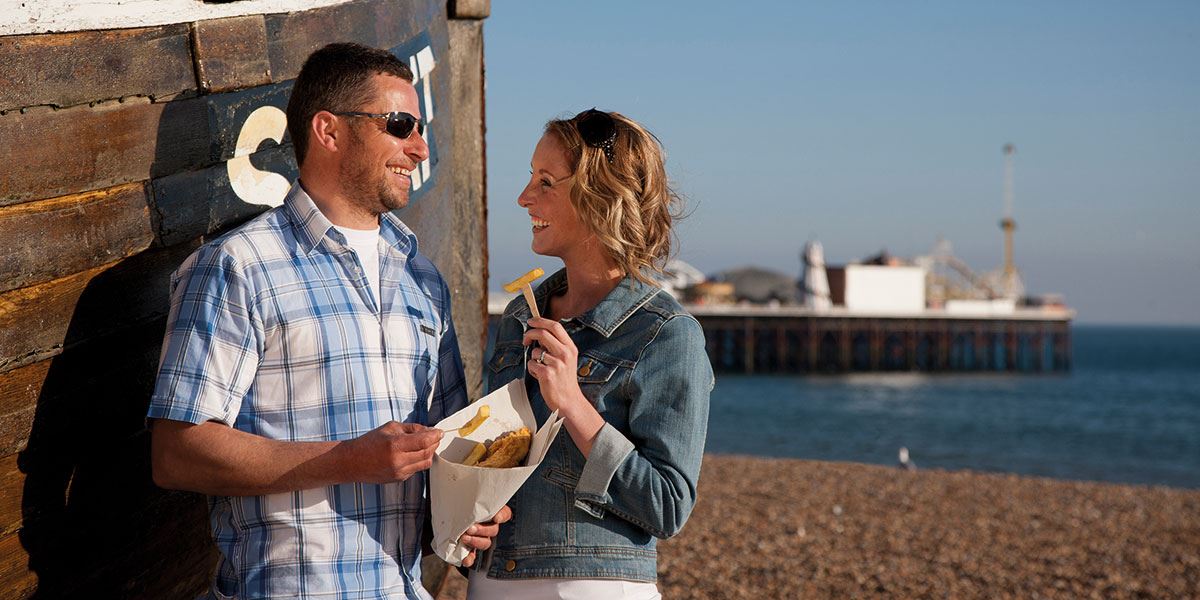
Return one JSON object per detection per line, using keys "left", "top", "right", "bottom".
{"left": 504, "top": 559, "right": 516, "bottom": 572}
{"left": 578, "top": 362, "right": 592, "bottom": 377}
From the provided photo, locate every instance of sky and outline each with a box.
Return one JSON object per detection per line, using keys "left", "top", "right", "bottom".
{"left": 480, "top": 1, "right": 1200, "bottom": 326}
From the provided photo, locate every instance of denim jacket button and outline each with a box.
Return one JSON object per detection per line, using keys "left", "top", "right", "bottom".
{"left": 578, "top": 362, "right": 592, "bottom": 377}
{"left": 504, "top": 559, "right": 516, "bottom": 572}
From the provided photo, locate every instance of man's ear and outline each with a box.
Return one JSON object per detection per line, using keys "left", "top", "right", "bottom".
{"left": 310, "top": 111, "right": 340, "bottom": 154}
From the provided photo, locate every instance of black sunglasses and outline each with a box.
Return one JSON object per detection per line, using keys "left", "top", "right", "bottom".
{"left": 332, "top": 111, "right": 424, "bottom": 139}
{"left": 573, "top": 108, "right": 617, "bottom": 163}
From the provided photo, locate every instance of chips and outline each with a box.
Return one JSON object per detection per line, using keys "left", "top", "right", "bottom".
{"left": 502, "top": 268, "right": 544, "bottom": 293}
{"left": 461, "top": 442, "right": 488, "bottom": 467}
{"left": 458, "top": 405, "right": 490, "bottom": 436}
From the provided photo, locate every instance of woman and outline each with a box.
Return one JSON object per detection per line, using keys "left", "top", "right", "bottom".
{"left": 469, "top": 109, "right": 713, "bottom": 599}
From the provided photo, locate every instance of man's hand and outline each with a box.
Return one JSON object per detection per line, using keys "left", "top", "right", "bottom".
{"left": 151, "top": 419, "right": 443, "bottom": 496}
{"left": 458, "top": 505, "right": 513, "bottom": 567}
{"left": 343, "top": 421, "right": 443, "bottom": 484}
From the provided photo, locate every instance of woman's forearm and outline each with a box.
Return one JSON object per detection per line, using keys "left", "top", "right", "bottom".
{"left": 559, "top": 389, "right": 606, "bottom": 457}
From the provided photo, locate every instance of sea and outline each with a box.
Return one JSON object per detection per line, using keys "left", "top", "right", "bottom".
{"left": 705, "top": 325, "right": 1200, "bottom": 489}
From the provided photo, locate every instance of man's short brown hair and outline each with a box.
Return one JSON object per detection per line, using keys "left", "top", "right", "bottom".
{"left": 286, "top": 42, "right": 414, "bottom": 166}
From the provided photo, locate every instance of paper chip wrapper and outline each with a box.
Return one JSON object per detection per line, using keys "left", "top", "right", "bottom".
{"left": 430, "top": 378, "right": 563, "bottom": 565}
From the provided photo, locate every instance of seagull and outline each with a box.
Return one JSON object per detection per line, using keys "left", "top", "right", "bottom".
{"left": 898, "top": 447, "right": 917, "bottom": 471}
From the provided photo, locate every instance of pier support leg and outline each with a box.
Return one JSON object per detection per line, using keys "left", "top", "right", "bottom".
{"left": 776, "top": 324, "right": 788, "bottom": 373}
{"left": 807, "top": 326, "right": 819, "bottom": 372}
{"left": 869, "top": 325, "right": 882, "bottom": 371}
{"left": 744, "top": 317, "right": 755, "bottom": 375}
{"left": 906, "top": 327, "right": 917, "bottom": 371}
{"left": 839, "top": 322, "right": 851, "bottom": 372}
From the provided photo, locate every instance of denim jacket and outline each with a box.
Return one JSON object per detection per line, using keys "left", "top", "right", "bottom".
{"left": 480, "top": 269, "right": 713, "bottom": 582}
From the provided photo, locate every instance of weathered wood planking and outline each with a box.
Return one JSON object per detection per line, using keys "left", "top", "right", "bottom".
{"left": 0, "top": 265, "right": 105, "bottom": 373}
{"left": 0, "top": 319, "right": 167, "bottom": 460}
{"left": 0, "top": 406, "right": 34, "bottom": 462}
{"left": 0, "top": 361, "right": 47, "bottom": 425}
{"left": 192, "top": 15, "right": 272, "bottom": 93}
{"left": 0, "top": 184, "right": 153, "bottom": 294}
{"left": 266, "top": 0, "right": 393, "bottom": 81}
{"left": 115, "top": 514, "right": 216, "bottom": 600}
{"left": 193, "top": 79, "right": 294, "bottom": 164}
{"left": 0, "top": 0, "right": 440, "bottom": 111}
{"left": 43, "top": 501, "right": 214, "bottom": 599}
{"left": 0, "top": 454, "right": 21, "bottom": 536}
{"left": 261, "top": 0, "right": 443, "bottom": 81}
{"left": 443, "top": 18, "right": 487, "bottom": 396}
{"left": 1, "top": 429, "right": 146, "bottom": 539}
{"left": 0, "top": 1, "right": 476, "bottom": 597}
{"left": 0, "top": 80, "right": 298, "bottom": 209}
{"left": 449, "top": 0, "right": 491, "bottom": 19}
{"left": 0, "top": 99, "right": 206, "bottom": 207}
{"left": 0, "top": 25, "right": 196, "bottom": 113}
{"left": 0, "top": 532, "right": 39, "bottom": 599}
{"left": 0, "top": 241, "right": 196, "bottom": 374}
{"left": 0, "top": 0, "right": 445, "bottom": 113}
{"left": 371, "top": 0, "right": 444, "bottom": 54}
{"left": 153, "top": 147, "right": 297, "bottom": 245}
{"left": 0, "top": 391, "right": 214, "bottom": 599}
{"left": 0, "top": 501, "right": 214, "bottom": 600}
{"left": 0, "top": 433, "right": 216, "bottom": 598}
{"left": 1, "top": 0, "right": 451, "bottom": 211}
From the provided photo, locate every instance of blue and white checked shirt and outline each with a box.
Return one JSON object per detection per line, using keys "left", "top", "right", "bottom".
{"left": 148, "top": 182, "right": 467, "bottom": 599}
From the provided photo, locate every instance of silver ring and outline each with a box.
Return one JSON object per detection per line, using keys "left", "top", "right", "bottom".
{"left": 536, "top": 349, "right": 547, "bottom": 364}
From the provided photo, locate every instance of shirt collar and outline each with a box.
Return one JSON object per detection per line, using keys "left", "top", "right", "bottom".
{"left": 284, "top": 181, "right": 419, "bottom": 257}
{"left": 503, "top": 268, "right": 662, "bottom": 337}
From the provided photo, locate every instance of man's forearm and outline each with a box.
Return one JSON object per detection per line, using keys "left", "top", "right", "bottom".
{"left": 151, "top": 419, "right": 351, "bottom": 496}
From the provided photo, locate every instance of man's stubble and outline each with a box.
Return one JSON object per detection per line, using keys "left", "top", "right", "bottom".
{"left": 338, "top": 127, "right": 410, "bottom": 218}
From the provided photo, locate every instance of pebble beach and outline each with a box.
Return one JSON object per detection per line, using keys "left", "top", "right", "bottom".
{"left": 436, "top": 454, "right": 1200, "bottom": 599}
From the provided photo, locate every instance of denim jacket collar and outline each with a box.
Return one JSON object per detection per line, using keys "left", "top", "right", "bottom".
{"left": 502, "top": 268, "right": 662, "bottom": 338}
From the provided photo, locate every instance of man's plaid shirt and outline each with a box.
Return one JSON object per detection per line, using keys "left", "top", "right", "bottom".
{"left": 148, "top": 183, "right": 467, "bottom": 599}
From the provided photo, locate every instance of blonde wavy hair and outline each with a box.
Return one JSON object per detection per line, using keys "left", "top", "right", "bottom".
{"left": 545, "top": 110, "right": 684, "bottom": 285}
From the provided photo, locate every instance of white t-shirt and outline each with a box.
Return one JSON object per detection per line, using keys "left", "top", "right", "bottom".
{"left": 333, "top": 224, "right": 381, "bottom": 306}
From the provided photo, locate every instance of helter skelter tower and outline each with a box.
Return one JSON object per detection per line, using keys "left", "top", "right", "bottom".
{"left": 998, "top": 143, "right": 1024, "bottom": 299}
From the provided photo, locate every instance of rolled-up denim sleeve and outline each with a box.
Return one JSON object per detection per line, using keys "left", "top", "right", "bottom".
{"left": 573, "top": 314, "right": 713, "bottom": 538}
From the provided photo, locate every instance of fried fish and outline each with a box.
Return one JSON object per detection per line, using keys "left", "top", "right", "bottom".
{"left": 476, "top": 427, "right": 532, "bottom": 468}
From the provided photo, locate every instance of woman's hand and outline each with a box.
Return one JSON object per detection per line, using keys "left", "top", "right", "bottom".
{"left": 523, "top": 317, "right": 583, "bottom": 413}
{"left": 523, "top": 317, "right": 605, "bottom": 455}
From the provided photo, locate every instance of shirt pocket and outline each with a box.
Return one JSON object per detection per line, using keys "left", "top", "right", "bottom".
{"left": 575, "top": 350, "right": 632, "bottom": 406}
{"left": 414, "top": 315, "right": 442, "bottom": 362}
{"left": 541, "top": 464, "right": 580, "bottom": 492}
{"left": 487, "top": 342, "right": 526, "bottom": 383}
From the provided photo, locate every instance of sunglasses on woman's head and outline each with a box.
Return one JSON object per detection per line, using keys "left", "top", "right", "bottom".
{"left": 573, "top": 108, "right": 617, "bottom": 163}
{"left": 332, "top": 111, "right": 424, "bottom": 139}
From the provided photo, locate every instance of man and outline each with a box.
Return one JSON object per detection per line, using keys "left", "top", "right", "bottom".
{"left": 148, "top": 42, "right": 504, "bottom": 599}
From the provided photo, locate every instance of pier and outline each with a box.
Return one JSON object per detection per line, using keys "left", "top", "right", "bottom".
{"left": 689, "top": 305, "right": 1071, "bottom": 374}
{"left": 486, "top": 297, "right": 1072, "bottom": 374}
